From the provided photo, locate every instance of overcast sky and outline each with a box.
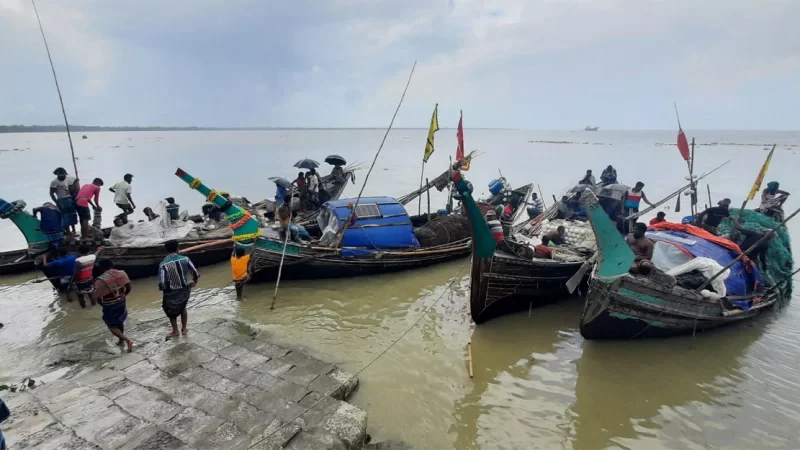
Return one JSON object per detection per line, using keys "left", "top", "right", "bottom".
{"left": 1, "top": 0, "right": 798, "bottom": 129}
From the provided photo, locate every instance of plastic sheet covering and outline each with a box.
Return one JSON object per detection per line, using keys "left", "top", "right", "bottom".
{"left": 651, "top": 240, "right": 693, "bottom": 272}
{"left": 318, "top": 206, "right": 340, "bottom": 247}
{"left": 108, "top": 201, "right": 196, "bottom": 247}
{"left": 666, "top": 257, "right": 729, "bottom": 296}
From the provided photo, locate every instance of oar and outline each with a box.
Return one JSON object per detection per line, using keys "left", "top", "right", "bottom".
{"left": 566, "top": 254, "right": 597, "bottom": 294}
{"left": 179, "top": 239, "right": 232, "bottom": 254}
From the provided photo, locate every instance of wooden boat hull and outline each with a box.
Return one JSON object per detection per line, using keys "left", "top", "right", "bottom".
{"left": 0, "top": 249, "right": 35, "bottom": 276}
{"left": 470, "top": 250, "right": 585, "bottom": 323}
{"left": 249, "top": 239, "right": 471, "bottom": 282}
{"left": 580, "top": 274, "right": 780, "bottom": 340}
{"left": 45, "top": 239, "right": 233, "bottom": 291}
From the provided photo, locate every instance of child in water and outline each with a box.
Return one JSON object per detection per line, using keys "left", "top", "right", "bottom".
{"left": 231, "top": 246, "right": 251, "bottom": 300}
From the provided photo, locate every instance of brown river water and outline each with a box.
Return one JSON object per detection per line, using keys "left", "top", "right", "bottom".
{"left": 2, "top": 129, "right": 800, "bottom": 449}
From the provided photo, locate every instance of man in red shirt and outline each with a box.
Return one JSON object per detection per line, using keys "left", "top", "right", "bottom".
{"left": 649, "top": 211, "right": 667, "bottom": 226}
{"left": 535, "top": 236, "right": 554, "bottom": 259}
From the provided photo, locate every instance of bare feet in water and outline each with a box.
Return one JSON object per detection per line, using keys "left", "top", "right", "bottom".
{"left": 126, "top": 339, "right": 134, "bottom": 353}
{"left": 166, "top": 331, "right": 180, "bottom": 340}
{"left": 181, "top": 328, "right": 189, "bottom": 336}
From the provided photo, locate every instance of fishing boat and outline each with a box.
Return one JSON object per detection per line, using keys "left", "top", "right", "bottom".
{"left": 0, "top": 197, "right": 235, "bottom": 289}
{"left": 460, "top": 180, "right": 595, "bottom": 323}
{"left": 578, "top": 191, "right": 792, "bottom": 340}
{"left": 254, "top": 164, "right": 358, "bottom": 226}
{"left": 584, "top": 126, "right": 599, "bottom": 132}
{"left": 176, "top": 168, "right": 470, "bottom": 281}
{"left": 245, "top": 197, "right": 469, "bottom": 281}
{"left": 0, "top": 249, "right": 35, "bottom": 276}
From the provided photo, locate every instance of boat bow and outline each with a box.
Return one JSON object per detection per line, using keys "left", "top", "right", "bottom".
{"left": 579, "top": 189, "right": 634, "bottom": 283}
{"left": 174, "top": 169, "right": 261, "bottom": 247}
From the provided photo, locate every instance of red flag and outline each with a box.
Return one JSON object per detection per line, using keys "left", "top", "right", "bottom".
{"left": 456, "top": 111, "right": 470, "bottom": 170}
{"left": 677, "top": 127, "right": 690, "bottom": 161}
{"left": 456, "top": 112, "right": 464, "bottom": 161}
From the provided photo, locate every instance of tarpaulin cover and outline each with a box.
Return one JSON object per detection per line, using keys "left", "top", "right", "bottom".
{"left": 645, "top": 229, "right": 763, "bottom": 296}
{"left": 322, "top": 197, "right": 419, "bottom": 249}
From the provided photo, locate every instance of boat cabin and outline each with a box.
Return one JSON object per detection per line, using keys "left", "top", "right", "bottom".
{"left": 317, "top": 197, "right": 420, "bottom": 249}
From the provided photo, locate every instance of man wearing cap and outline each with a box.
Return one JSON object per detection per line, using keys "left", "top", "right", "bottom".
{"left": 49, "top": 167, "right": 80, "bottom": 234}
{"left": 649, "top": 211, "right": 667, "bottom": 226}
{"left": 109, "top": 173, "right": 136, "bottom": 223}
{"left": 696, "top": 198, "right": 732, "bottom": 235}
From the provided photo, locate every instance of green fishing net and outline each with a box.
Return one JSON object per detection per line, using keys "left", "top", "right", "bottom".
{"left": 717, "top": 208, "right": 794, "bottom": 300}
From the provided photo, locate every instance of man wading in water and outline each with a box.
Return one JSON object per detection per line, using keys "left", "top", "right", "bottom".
{"left": 93, "top": 259, "right": 134, "bottom": 352}
{"left": 158, "top": 239, "right": 199, "bottom": 339}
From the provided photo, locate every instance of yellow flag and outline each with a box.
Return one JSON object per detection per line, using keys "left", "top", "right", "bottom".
{"left": 423, "top": 104, "right": 439, "bottom": 163}
{"left": 747, "top": 146, "right": 774, "bottom": 200}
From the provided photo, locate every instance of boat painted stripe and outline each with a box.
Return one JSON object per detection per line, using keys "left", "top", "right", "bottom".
{"left": 617, "top": 287, "right": 667, "bottom": 306}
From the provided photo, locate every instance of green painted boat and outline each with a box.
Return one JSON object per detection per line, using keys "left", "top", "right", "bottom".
{"left": 579, "top": 190, "right": 785, "bottom": 339}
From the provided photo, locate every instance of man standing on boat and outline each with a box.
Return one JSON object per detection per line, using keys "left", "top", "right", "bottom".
{"left": 75, "top": 178, "right": 104, "bottom": 240}
{"left": 110, "top": 174, "right": 136, "bottom": 223}
{"left": 695, "top": 198, "right": 731, "bottom": 235}
{"left": 158, "top": 239, "right": 199, "bottom": 339}
{"left": 49, "top": 167, "right": 79, "bottom": 235}
{"left": 624, "top": 182, "right": 654, "bottom": 214}
{"left": 626, "top": 223, "right": 654, "bottom": 275}
{"left": 732, "top": 220, "right": 775, "bottom": 269}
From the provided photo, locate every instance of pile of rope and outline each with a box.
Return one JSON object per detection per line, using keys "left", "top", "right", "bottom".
{"left": 716, "top": 208, "right": 794, "bottom": 300}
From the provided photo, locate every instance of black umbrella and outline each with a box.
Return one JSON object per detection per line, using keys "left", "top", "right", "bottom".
{"left": 269, "top": 177, "right": 292, "bottom": 188}
{"left": 324, "top": 154, "right": 347, "bottom": 166}
{"left": 293, "top": 158, "right": 320, "bottom": 170}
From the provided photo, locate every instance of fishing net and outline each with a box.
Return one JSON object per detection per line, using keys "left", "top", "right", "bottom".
{"left": 716, "top": 208, "right": 794, "bottom": 300}
{"left": 413, "top": 215, "right": 470, "bottom": 248}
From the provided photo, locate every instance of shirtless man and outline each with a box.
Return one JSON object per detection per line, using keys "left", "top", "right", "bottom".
{"left": 545, "top": 226, "right": 566, "bottom": 245}
{"left": 626, "top": 222, "right": 654, "bottom": 275}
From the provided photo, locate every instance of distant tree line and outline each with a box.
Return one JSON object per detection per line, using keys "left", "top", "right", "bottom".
{"left": 0, "top": 125, "right": 204, "bottom": 133}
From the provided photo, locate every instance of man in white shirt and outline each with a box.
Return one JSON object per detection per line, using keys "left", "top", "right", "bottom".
{"left": 109, "top": 173, "right": 136, "bottom": 223}
{"left": 307, "top": 169, "right": 320, "bottom": 207}
{"left": 49, "top": 167, "right": 79, "bottom": 234}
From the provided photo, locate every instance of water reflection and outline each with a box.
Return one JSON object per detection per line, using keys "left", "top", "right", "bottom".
{"left": 571, "top": 320, "right": 768, "bottom": 450}
{"left": 451, "top": 300, "right": 583, "bottom": 450}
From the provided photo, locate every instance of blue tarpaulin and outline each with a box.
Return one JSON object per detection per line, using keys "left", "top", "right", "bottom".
{"left": 324, "top": 197, "right": 419, "bottom": 249}
{"left": 646, "top": 230, "right": 764, "bottom": 296}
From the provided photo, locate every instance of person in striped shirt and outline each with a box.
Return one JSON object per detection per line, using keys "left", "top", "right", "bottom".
{"left": 527, "top": 193, "right": 545, "bottom": 219}
{"left": 158, "top": 239, "right": 199, "bottom": 339}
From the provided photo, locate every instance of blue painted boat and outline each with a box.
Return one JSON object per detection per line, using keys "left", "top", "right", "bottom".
{"left": 578, "top": 191, "right": 788, "bottom": 339}
{"left": 247, "top": 195, "right": 471, "bottom": 281}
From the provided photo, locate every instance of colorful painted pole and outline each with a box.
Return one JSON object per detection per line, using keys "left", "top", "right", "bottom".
{"left": 0, "top": 198, "right": 54, "bottom": 254}
{"left": 174, "top": 169, "right": 261, "bottom": 248}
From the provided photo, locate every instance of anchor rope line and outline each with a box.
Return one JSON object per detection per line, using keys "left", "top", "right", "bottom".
{"left": 247, "top": 258, "right": 469, "bottom": 449}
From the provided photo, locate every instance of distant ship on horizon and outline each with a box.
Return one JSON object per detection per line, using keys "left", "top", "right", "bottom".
{"left": 584, "top": 126, "right": 599, "bottom": 131}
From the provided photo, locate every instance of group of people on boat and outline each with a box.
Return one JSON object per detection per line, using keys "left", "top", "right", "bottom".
{"left": 623, "top": 181, "right": 789, "bottom": 278}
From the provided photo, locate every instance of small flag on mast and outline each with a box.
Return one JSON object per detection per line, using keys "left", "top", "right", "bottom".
{"left": 423, "top": 104, "right": 439, "bottom": 163}
{"left": 748, "top": 145, "right": 775, "bottom": 201}
{"left": 455, "top": 111, "right": 470, "bottom": 170}
{"left": 674, "top": 103, "right": 691, "bottom": 162}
